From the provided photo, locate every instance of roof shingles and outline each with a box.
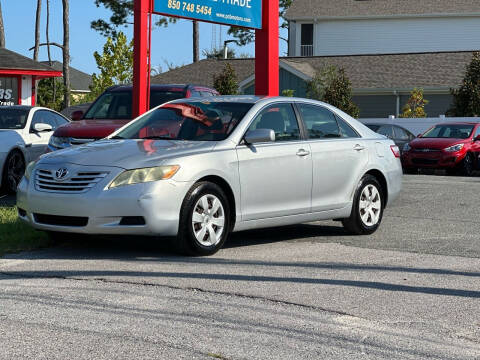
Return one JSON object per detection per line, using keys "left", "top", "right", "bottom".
{"left": 285, "top": 0, "right": 480, "bottom": 19}
{"left": 0, "top": 48, "right": 58, "bottom": 72}
{"left": 152, "top": 52, "right": 476, "bottom": 91}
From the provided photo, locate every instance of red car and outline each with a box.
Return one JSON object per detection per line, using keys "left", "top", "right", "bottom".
{"left": 401, "top": 122, "right": 480, "bottom": 175}
{"left": 48, "top": 84, "right": 219, "bottom": 150}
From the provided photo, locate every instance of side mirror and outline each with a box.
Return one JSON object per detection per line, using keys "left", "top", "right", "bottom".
{"left": 417, "top": 134, "right": 422, "bottom": 138}
{"left": 33, "top": 123, "right": 53, "bottom": 133}
{"left": 71, "top": 110, "right": 84, "bottom": 121}
{"left": 244, "top": 128, "right": 275, "bottom": 144}
{"left": 474, "top": 135, "right": 480, "bottom": 142}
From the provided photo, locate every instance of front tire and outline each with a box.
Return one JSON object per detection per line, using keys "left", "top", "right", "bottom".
{"left": 342, "top": 175, "right": 384, "bottom": 235}
{"left": 2, "top": 150, "right": 25, "bottom": 194}
{"left": 459, "top": 153, "right": 474, "bottom": 176}
{"left": 177, "top": 182, "right": 231, "bottom": 256}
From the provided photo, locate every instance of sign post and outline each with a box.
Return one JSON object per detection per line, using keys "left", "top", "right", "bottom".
{"left": 133, "top": 0, "right": 278, "bottom": 117}
{"left": 133, "top": 0, "right": 150, "bottom": 118}
{"left": 255, "top": 0, "right": 279, "bottom": 96}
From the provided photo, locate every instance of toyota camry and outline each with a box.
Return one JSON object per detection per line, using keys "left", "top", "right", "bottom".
{"left": 17, "top": 96, "right": 402, "bottom": 255}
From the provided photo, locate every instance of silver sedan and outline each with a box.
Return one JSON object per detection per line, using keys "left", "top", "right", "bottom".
{"left": 17, "top": 96, "right": 402, "bottom": 255}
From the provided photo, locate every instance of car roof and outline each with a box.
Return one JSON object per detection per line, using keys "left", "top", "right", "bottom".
{"left": 169, "top": 95, "right": 264, "bottom": 104}
{"left": 438, "top": 122, "right": 480, "bottom": 126}
{"left": 0, "top": 105, "right": 34, "bottom": 111}
{"left": 107, "top": 84, "right": 215, "bottom": 92}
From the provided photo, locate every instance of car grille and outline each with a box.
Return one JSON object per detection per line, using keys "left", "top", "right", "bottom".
{"left": 413, "top": 148, "right": 441, "bottom": 153}
{"left": 35, "top": 169, "right": 109, "bottom": 193}
{"left": 34, "top": 213, "right": 88, "bottom": 227}
{"left": 412, "top": 158, "right": 439, "bottom": 165}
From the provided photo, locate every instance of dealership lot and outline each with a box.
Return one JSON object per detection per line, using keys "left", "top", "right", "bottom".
{"left": 0, "top": 175, "right": 479, "bottom": 359}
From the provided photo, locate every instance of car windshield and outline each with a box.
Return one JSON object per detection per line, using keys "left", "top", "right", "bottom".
{"left": 83, "top": 90, "right": 186, "bottom": 120}
{"left": 0, "top": 108, "right": 29, "bottom": 129}
{"left": 421, "top": 124, "right": 474, "bottom": 139}
{"left": 115, "top": 101, "right": 254, "bottom": 141}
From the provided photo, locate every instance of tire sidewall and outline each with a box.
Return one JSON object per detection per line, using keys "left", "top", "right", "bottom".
{"left": 353, "top": 175, "right": 384, "bottom": 234}
{"left": 179, "top": 182, "right": 230, "bottom": 256}
{"left": 2, "top": 150, "right": 25, "bottom": 194}
{"left": 461, "top": 153, "right": 473, "bottom": 176}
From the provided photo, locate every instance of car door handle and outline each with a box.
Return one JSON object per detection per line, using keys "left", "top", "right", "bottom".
{"left": 296, "top": 149, "right": 310, "bottom": 157}
{"left": 353, "top": 144, "right": 365, "bottom": 151}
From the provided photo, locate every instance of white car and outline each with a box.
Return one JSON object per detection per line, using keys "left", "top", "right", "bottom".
{"left": 0, "top": 106, "right": 70, "bottom": 193}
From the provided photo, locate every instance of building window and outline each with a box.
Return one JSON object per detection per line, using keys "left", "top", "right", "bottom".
{"left": 301, "top": 24, "right": 314, "bottom": 57}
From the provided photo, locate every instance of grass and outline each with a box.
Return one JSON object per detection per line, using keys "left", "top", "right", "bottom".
{"left": 0, "top": 206, "right": 50, "bottom": 256}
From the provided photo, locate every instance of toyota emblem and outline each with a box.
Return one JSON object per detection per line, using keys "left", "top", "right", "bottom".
{"left": 55, "top": 168, "right": 69, "bottom": 181}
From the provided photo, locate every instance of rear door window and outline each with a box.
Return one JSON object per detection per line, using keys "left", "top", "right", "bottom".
{"left": 298, "top": 103, "right": 341, "bottom": 139}
{"left": 393, "top": 126, "right": 409, "bottom": 140}
{"left": 377, "top": 125, "right": 394, "bottom": 138}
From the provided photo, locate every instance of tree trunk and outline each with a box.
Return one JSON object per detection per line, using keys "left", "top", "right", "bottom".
{"left": 193, "top": 21, "right": 199, "bottom": 62}
{"left": 46, "top": 0, "right": 52, "bottom": 65}
{"left": 62, "top": 0, "right": 70, "bottom": 108}
{"left": 46, "top": 0, "right": 57, "bottom": 103}
{"left": 34, "top": 0, "right": 42, "bottom": 60}
{"left": 0, "top": 1, "right": 5, "bottom": 48}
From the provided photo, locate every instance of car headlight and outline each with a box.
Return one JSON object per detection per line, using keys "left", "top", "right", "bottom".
{"left": 403, "top": 143, "right": 411, "bottom": 152}
{"left": 109, "top": 165, "right": 180, "bottom": 188}
{"left": 49, "top": 136, "right": 70, "bottom": 149}
{"left": 444, "top": 144, "right": 464, "bottom": 152}
{"left": 24, "top": 161, "right": 37, "bottom": 180}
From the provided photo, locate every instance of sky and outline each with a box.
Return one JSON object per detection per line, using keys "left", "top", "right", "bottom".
{"left": 3, "top": 1, "right": 287, "bottom": 76}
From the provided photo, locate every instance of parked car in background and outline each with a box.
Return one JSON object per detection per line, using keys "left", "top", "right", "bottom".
{"left": 61, "top": 102, "right": 92, "bottom": 119}
{"left": 18, "top": 96, "right": 402, "bottom": 255}
{"left": 365, "top": 123, "right": 415, "bottom": 154}
{"left": 0, "top": 106, "right": 69, "bottom": 193}
{"left": 402, "top": 122, "right": 480, "bottom": 176}
{"left": 48, "top": 84, "right": 219, "bottom": 151}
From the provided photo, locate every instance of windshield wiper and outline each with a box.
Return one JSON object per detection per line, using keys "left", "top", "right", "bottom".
{"left": 110, "top": 135, "right": 125, "bottom": 139}
{"left": 141, "top": 136, "right": 175, "bottom": 140}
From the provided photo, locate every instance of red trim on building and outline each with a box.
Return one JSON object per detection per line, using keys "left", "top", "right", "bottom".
{"left": 31, "top": 75, "right": 36, "bottom": 106}
{"left": 17, "top": 75, "right": 22, "bottom": 105}
{"left": 0, "top": 69, "right": 62, "bottom": 77}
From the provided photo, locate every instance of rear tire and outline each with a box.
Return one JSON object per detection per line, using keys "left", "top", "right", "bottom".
{"left": 176, "top": 182, "right": 231, "bottom": 256}
{"left": 1, "top": 150, "right": 25, "bottom": 194}
{"left": 342, "top": 175, "right": 384, "bottom": 235}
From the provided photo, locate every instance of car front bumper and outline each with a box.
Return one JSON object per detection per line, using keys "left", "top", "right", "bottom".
{"left": 401, "top": 150, "right": 465, "bottom": 169}
{"left": 17, "top": 164, "right": 193, "bottom": 237}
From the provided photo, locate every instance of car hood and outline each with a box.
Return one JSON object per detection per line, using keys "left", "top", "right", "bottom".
{"left": 39, "top": 139, "right": 216, "bottom": 169}
{"left": 54, "top": 119, "right": 131, "bottom": 138}
{"left": 409, "top": 137, "right": 467, "bottom": 150}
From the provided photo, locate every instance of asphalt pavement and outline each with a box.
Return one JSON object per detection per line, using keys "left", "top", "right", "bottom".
{"left": 0, "top": 175, "right": 479, "bottom": 359}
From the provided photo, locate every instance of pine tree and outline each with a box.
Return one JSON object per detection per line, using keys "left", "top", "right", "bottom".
{"left": 307, "top": 66, "right": 359, "bottom": 118}
{"left": 213, "top": 63, "right": 238, "bottom": 95}
{"left": 449, "top": 51, "right": 480, "bottom": 116}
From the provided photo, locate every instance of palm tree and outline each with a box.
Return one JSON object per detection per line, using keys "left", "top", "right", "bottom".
{"left": 33, "top": 0, "right": 42, "bottom": 60}
{"left": 62, "top": 0, "right": 70, "bottom": 108}
{"left": 193, "top": 21, "right": 199, "bottom": 62}
{"left": 0, "top": 0, "right": 5, "bottom": 48}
